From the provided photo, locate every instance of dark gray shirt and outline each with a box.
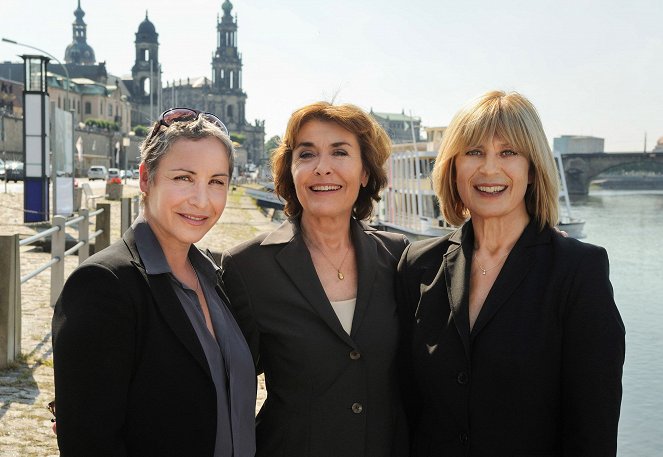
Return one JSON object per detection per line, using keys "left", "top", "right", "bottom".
{"left": 133, "top": 217, "right": 235, "bottom": 457}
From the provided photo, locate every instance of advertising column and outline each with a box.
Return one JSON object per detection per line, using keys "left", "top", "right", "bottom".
{"left": 22, "top": 55, "right": 50, "bottom": 222}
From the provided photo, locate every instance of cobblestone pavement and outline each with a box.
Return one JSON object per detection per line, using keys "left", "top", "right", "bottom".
{"left": 0, "top": 184, "right": 274, "bottom": 456}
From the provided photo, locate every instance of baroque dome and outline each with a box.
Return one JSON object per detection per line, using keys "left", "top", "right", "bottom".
{"left": 136, "top": 12, "right": 158, "bottom": 43}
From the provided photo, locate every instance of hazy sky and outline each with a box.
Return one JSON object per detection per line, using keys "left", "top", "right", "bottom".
{"left": 2, "top": 0, "right": 661, "bottom": 151}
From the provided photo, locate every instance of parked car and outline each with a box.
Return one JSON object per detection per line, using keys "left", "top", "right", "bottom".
{"left": 120, "top": 169, "right": 133, "bottom": 179}
{"left": 108, "top": 168, "right": 121, "bottom": 180}
{"left": 0, "top": 159, "right": 5, "bottom": 181}
{"left": 87, "top": 165, "right": 108, "bottom": 181}
{"left": 5, "top": 161, "right": 24, "bottom": 182}
{"left": 132, "top": 167, "right": 140, "bottom": 178}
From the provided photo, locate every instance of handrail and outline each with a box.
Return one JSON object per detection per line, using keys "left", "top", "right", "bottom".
{"left": 19, "top": 225, "right": 60, "bottom": 247}
{"left": 64, "top": 241, "right": 85, "bottom": 257}
{"left": 16, "top": 205, "right": 108, "bottom": 286}
{"left": 89, "top": 229, "right": 103, "bottom": 241}
{"left": 65, "top": 214, "right": 85, "bottom": 226}
{"left": 21, "top": 257, "right": 59, "bottom": 284}
{"left": 1, "top": 203, "right": 112, "bottom": 368}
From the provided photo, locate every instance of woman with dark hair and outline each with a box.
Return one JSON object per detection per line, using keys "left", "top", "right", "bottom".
{"left": 397, "top": 91, "right": 625, "bottom": 456}
{"left": 52, "top": 108, "right": 256, "bottom": 457}
{"left": 221, "top": 102, "right": 409, "bottom": 457}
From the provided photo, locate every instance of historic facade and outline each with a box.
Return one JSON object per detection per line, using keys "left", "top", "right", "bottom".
{"left": 64, "top": 0, "right": 96, "bottom": 65}
{"left": 370, "top": 110, "right": 422, "bottom": 144}
{"left": 0, "top": 1, "right": 265, "bottom": 168}
{"left": 125, "top": 13, "right": 162, "bottom": 127}
{"left": 156, "top": 0, "right": 265, "bottom": 163}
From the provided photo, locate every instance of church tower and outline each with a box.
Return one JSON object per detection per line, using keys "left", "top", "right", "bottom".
{"left": 131, "top": 12, "right": 161, "bottom": 124}
{"left": 212, "top": 0, "right": 246, "bottom": 125}
{"left": 64, "top": 0, "right": 96, "bottom": 65}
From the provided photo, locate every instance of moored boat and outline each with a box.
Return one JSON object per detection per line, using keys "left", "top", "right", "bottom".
{"left": 555, "top": 151, "right": 585, "bottom": 238}
{"left": 244, "top": 182, "right": 286, "bottom": 210}
{"left": 375, "top": 143, "right": 455, "bottom": 241}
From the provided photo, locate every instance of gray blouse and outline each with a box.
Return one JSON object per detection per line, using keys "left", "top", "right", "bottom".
{"left": 133, "top": 217, "right": 249, "bottom": 457}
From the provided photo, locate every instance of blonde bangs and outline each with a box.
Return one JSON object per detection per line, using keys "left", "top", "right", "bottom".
{"left": 433, "top": 91, "right": 560, "bottom": 229}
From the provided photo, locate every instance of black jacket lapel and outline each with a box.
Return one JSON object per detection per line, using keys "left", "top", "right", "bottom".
{"left": 470, "top": 220, "right": 545, "bottom": 339}
{"left": 123, "top": 229, "right": 211, "bottom": 378}
{"left": 349, "top": 220, "right": 377, "bottom": 337}
{"left": 444, "top": 226, "right": 472, "bottom": 359}
{"left": 270, "top": 221, "right": 357, "bottom": 348}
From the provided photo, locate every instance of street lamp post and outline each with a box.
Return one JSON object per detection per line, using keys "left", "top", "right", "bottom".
{"left": 2, "top": 38, "right": 71, "bottom": 111}
{"left": 3, "top": 37, "right": 76, "bottom": 217}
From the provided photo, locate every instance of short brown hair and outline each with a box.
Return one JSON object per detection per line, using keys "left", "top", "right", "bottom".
{"left": 431, "top": 91, "right": 559, "bottom": 229}
{"left": 271, "top": 102, "right": 391, "bottom": 220}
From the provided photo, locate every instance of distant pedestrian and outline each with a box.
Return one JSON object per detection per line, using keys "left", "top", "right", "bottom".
{"left": 52, "top": 108, "right": 256, "bottom": 457}
{"left": 397, "top": 90, "right": 625, "bottom": 456}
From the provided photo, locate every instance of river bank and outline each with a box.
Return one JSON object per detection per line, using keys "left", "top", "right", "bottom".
{"left": 591, "top": 174, "right": 663, "bottom": 190}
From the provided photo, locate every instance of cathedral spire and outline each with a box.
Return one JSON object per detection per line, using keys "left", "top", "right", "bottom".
{"left": 65, "top": 0, "right": 96, "bottom": 65}
{"left": 75, "top": 1, "right": 83, "bottom": 18}
{"left": 222, "top": 0, "right": 233, "bottom": 17}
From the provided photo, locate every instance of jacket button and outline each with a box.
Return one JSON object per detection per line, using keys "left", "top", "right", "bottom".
{"left": 457, "top": 371, "right": 469, "bottom": 385}
{"left": 351, "top": 402, "right": 363, "bottom": 414}
{"left": 459, "top": 432, "right": 469, "bottom": 445}
{"left": 350, "top": 350, "right": 361, "bottom": 360}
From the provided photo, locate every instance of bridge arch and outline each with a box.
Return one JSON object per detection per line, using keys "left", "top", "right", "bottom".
{"left": 561, "top": 152, "right": 663, "bottom": 194}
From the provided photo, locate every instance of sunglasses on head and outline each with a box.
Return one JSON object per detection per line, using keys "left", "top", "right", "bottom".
{"left": 149, "top": 107, "right": 229, "bottom": 138}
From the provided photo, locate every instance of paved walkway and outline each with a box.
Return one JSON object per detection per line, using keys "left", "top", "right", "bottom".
{"left": 0, "top": 184, "right": 275, "bottom": 456}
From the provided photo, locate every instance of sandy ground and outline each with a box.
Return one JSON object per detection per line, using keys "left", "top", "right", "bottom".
{"left": 0, "top": 183, "right": 275, "bottom": 456}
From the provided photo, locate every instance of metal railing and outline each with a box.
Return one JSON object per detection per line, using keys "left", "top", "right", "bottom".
{"left": 0, "top": 202, "right": 113, "bottom": 368}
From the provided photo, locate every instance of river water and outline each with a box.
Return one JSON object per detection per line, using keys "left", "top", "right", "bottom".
{"left": 570, "top": 189, "right": 663, "bottom": 456}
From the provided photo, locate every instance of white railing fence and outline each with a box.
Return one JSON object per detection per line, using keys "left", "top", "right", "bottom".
{"left": 0, "top": 202, "right": 115, "bottom": 368}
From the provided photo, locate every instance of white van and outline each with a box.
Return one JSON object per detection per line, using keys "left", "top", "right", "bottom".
{"left": 87, "top": 166, "right": 108, "bottom": 181}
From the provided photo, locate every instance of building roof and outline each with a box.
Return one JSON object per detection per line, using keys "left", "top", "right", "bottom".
{"left": 167, "top": 76, "right": 212, "bottom": 88}
{"left": 78, "top": 84, "right": 107, "bottom": 95}
{"left": 71, "top": 77, "right": 96, "bottom": 85}
{"left": 45, "top": 74, "right": 101, "bottom": 95}
{"left": 0, "top": 62, "right": 23, "bottom": 83}
{"left": 555, "top": 135, "right": 604, "bottom": 140}
{"left": 65, "top": 0, "right": 96, "bottom": 65}
{"left": 371, "top": 111, "right": 421, "bottom": 122}
{"left": 136, "top": 12, "right": 158, "bottom": 43}
{"left": 0, "top": 60, "right": 108, "bottom": 86}
{"left": 65, "top": 42, "right": 96, "bottom": 66}
{"left": 107, "top": 75, "right": 131, "bottom": 97}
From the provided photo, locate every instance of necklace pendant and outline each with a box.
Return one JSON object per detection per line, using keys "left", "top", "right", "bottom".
{"left": 481, "top": 269, "right": 486, "bottom": 275}
{"left": 337, "top": 271, "right": 344, "bottom": 280}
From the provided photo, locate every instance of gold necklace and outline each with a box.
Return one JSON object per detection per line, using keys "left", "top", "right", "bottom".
{"left": 473, "top": 251, "right": 510, "bottom": 276}
{"left": 304, "top": 236, "right": 351, "bottom": 280}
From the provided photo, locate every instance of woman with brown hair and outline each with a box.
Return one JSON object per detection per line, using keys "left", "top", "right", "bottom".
{"left": 221, "top": 102, "right": 409, "bottom": 457}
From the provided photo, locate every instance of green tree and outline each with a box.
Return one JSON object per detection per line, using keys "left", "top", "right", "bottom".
{"left": 230, "top": 132, "right": 246, "bottom": 145}
{"left": 133, "top": 125, "right": 149, "bottom": 137}
{"left": 85, "top": 119, "right": 119, "bottom": 131}
{"left": 264, "top": 135, "right": 281, "bottom": 154}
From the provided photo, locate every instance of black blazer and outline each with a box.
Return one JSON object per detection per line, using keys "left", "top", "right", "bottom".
{"left": 221, "top": 219, "right": 410, "bottom": 457}
{"left": 52, "top": 228, "right": 256, "bottom": 457}
{"left": 397, "top": 220, "right": 625, "bottom": 457}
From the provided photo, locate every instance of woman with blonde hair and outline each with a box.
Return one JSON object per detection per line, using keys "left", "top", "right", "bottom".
{"left": 397, "top": 91, "right": 625, "bottom": 456}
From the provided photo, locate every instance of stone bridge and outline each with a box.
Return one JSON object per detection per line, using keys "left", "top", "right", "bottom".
{"left": 560, "top": 152, "right": 663, "bottom": 195}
